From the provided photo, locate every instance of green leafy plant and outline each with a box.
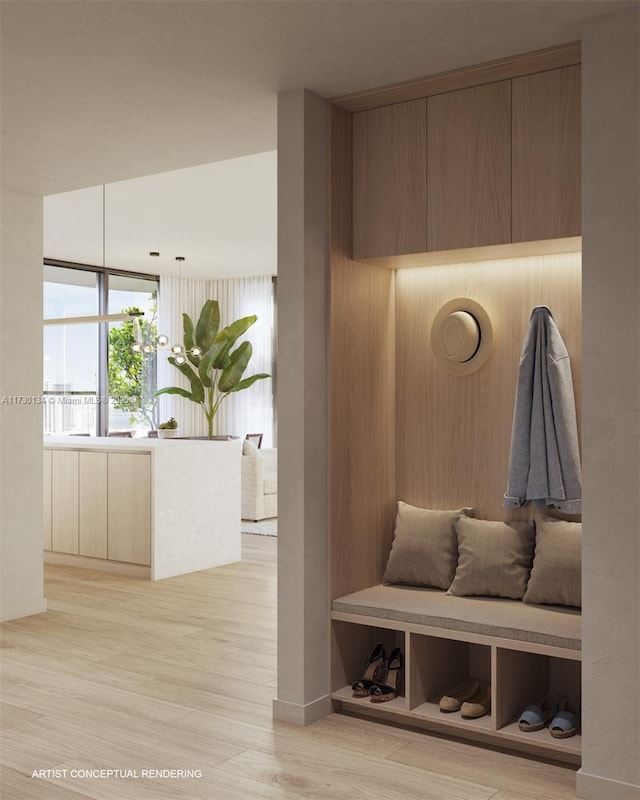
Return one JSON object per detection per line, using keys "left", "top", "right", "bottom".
{"left": 158, "top": 417, "right": 178, "bottom": 430}
{"left": 108, "top": 302, "right": 159, "bottom": 429}
{"left": 156, "top": 300, "right": 270, "bottom": 438}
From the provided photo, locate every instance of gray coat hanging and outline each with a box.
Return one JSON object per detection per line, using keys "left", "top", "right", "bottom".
{"left": 504, "top": 306, "right": 582, "bottom": 514}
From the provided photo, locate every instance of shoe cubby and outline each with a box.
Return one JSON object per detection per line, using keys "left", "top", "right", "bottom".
{"left": 331, "top": 620, "right": 406, "bottom": 711}
{"left": 494, "top": 647, "right": 582, "bottom": 754}
{"left": 408, "top": 633, "right": 493, "bottom": 730}
{"left": 330, "top": 609, "right": 582, "bottom": 762}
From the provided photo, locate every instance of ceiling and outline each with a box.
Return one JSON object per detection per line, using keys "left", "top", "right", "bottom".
{"left": 4, "top": 0, "right": 633, "bottom": 280}
{"left": 43, "top": 152, "right": 277, "bottom": 279}
{"left": 2, "top": 0, "right": 631, "bottom": 197}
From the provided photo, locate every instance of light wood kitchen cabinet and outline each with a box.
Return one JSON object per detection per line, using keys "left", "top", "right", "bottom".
{"left": 353, "top": 99, "right": 427, "bottom": 259}
{"left": 427, "top": 81, "right": 511, "bottom": 251}
{"left": 512, "top": 65, "right": 581, "bottom": 242}
{"left": 51, "top": 450, "right": 79, "bottom": 554}
{"left": 79, "top": 451, "right": 108, "bottom": 559}
{"left": 44, "top": 438, "right": 240, "bottom": 579}
{"left": 43, "top": 449, "right": 52, "bottom": 550}
{"left": 107, "top": 453, "right": 151, "bottom": 566}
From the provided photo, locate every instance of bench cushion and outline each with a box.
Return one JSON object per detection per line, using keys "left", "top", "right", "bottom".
{"left": 332, "top": 584, "right": 581, "bottom": 651}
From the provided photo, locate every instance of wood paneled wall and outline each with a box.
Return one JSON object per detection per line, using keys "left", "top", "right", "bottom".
{"left": 329, "top": 106, "right": 397, "bottom": 599}
{"left": 396, "top": 252, "right": 582, "bottom": 521}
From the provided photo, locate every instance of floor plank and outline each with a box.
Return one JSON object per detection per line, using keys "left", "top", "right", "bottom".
{"left": 1, "top": 534, "right": 578, "bottom": 799}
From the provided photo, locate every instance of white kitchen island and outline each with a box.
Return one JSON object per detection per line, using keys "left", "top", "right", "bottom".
{"left": 43, "top": 436, "right": 241, "bottom": 580}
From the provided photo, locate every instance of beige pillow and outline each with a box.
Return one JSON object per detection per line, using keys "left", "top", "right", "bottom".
{"left": 242, "top": 438, "right": 259, "bottom": 456}
{"left": 383, "top": 502, "right": 473, "bottom": 590}
{"left": 448, "top": 517, "right": 536, "bottom": 600}
{"left": 523, "top": 515, "right": 581, "bottom": 608}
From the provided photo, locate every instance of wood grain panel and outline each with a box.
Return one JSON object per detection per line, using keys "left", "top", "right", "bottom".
{"left": 51, "top": 450, "right": 78, "bottom": 554}
{"left": 107, "top": 453, "right": 151, "bottom": 566}
{"left": 353, "top": 99, "right": 426, "bottom": 258}
{"left": 334, "top": 41, "right": 580, "bottom": 112}
{"left": 79, "top": 451, "right": 108, "bottom": 559}
{"left": 513, "top": 65, "right": 581, "bottom": 241}
{"left": 331, "top": 620, "right": 404, "bottom": 694}
{"left": 428, "top": 81, "right": 511, "bottom": 250}
{"left": 396, "top": 251, "right": 582, "bottom": 521}
{"left": 330, "top": 106, "right": 397, "bottom": 599}
{"left": 409, "top": 635, "right": 486, "bottom": 707}
{"left": 43, "top": 449, "right": 52, "bottom": 551}
{"left": 493, "top": 649, "right": 550, "bottom": 731}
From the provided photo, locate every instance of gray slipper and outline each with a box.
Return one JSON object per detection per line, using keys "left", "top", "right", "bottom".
{"left": 550, "top": 698, "right": 580, "bottom": 739}
{"left": 519, "top": 694, "right": 557, "bottom": 732}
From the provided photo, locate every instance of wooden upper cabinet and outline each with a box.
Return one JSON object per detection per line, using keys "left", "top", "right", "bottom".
{"left": 427, "top": 81, "right": 511, "bottom": 251}
{"left": 512, "top": 65, "right": 581, "bottom": 241}
{"left": 352, "top": 99, "right": 427, "bottom": 259}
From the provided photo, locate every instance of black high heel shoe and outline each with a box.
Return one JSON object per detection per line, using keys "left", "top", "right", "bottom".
{"left": 352, "top": 643, "right": 386, "bottom": 698}
{"left": 370, "top": 647, "right": 403, "bottom": 703}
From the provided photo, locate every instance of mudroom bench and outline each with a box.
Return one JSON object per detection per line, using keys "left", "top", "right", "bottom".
{"left": 331, "top": 584, "right": 581, "bottom": 761}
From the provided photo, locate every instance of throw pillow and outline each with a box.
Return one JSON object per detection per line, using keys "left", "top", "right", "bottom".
{"left": 242, "top": 438, "right": 259, "bottom": 456}
{"left": 383, "top": 502, "right": 474, "bottom": 591}
{"left": 448, "top": 517, "right": 536, "bottom": 600}
{"left": 523, "top": 514, "right": 582, "bottom": 608}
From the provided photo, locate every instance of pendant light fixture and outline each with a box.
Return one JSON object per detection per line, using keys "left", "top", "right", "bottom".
{"left": 169, "top": 256, "right": 186, "bottom": 363}
{"left": 132, "top": 251, "right": 169, "bottom": 355}
{"left": 170, "top": 256, "right": 202, "bottom": 364}
{"left": 131, "top": 254, "right": 201, "bottom": 363}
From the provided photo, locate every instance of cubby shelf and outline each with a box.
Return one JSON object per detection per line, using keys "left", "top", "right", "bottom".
{"left": 410, "top": 702, "right": 493, "bottom": 733}
{"left": 498, "top": 720, "right": 582, "bottom": 756}
{"left": 331, "top": 685, "right": 408, "bottom": 714}
{"left": 331, "top": 612, "right": 581, "bottom": 763}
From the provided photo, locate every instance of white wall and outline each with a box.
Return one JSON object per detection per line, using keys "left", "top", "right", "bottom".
{"left": 0, "top": 189, "right": 47, "bottom": 621}
{"left": 273, "top": 89, "right": 330, "bottom": 725}
{"left": 579, "top": 7, "right": 640, "bottom": 799}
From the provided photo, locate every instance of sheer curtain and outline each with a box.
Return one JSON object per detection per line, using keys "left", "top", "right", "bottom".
{"left": 157, "top": 275, "right": 275, "bottom": 445}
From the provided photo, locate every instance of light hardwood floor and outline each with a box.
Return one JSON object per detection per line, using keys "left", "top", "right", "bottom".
{"left": 1, "top": 535, "right": 578, "bottom": 799}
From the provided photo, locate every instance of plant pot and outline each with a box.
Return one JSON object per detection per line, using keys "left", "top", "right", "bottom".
{"left": 157, "top": 429, "right": 179, "bottom": 439}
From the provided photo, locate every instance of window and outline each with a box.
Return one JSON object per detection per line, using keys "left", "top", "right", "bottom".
{"left": 107, "top": 275, "right": 159, "bottom": 434}
{"left": 44, "top": 263, "right": 159, "bottom": 437}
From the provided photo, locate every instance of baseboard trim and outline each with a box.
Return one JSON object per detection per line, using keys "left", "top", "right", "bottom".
{"left": 44, "top": 551, "right": 151, "bottom": 578}
{"left": 272, "top": 695, "right": 332, "bottom": 726}
{"left": 577, "top": 769, "right": 640, "bottom": 799}
{"left": 0, "top": 598, "right": 48, "bottom": 622}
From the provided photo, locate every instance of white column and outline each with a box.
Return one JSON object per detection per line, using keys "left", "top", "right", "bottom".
{"left": 579, "top": 7, "right": 640, "bottom": 799}
{"left": 273, "top": 89, "right": 330, "bottom": 725}
{"left": 0, "top": 189, "right": 47, "bottom": 621}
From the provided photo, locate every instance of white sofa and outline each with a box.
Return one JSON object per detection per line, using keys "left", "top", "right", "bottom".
{"left": 241, "top": 446, "right": 277, "bottom": 521}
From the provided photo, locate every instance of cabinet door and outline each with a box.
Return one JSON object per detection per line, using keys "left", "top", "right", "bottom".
{"left": 107, "top": 453, "right": 151, "bottom": 566}
{"left": 79, "top": 451, "right": 108, "bottom": 559}
{"left": 428, "top": 81, "right": 511, "bottom": 251}
{"left": 353, "top": 99, "right": 427, "bottom": 258}
{"left": 512, "top": 65, "right": 581, "bottom": 242}
{"left": 43, "top": 449, "right": 52, "bottom": 550}
{"left": 51, "top": 450, "right": 79, "bottom": 554}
